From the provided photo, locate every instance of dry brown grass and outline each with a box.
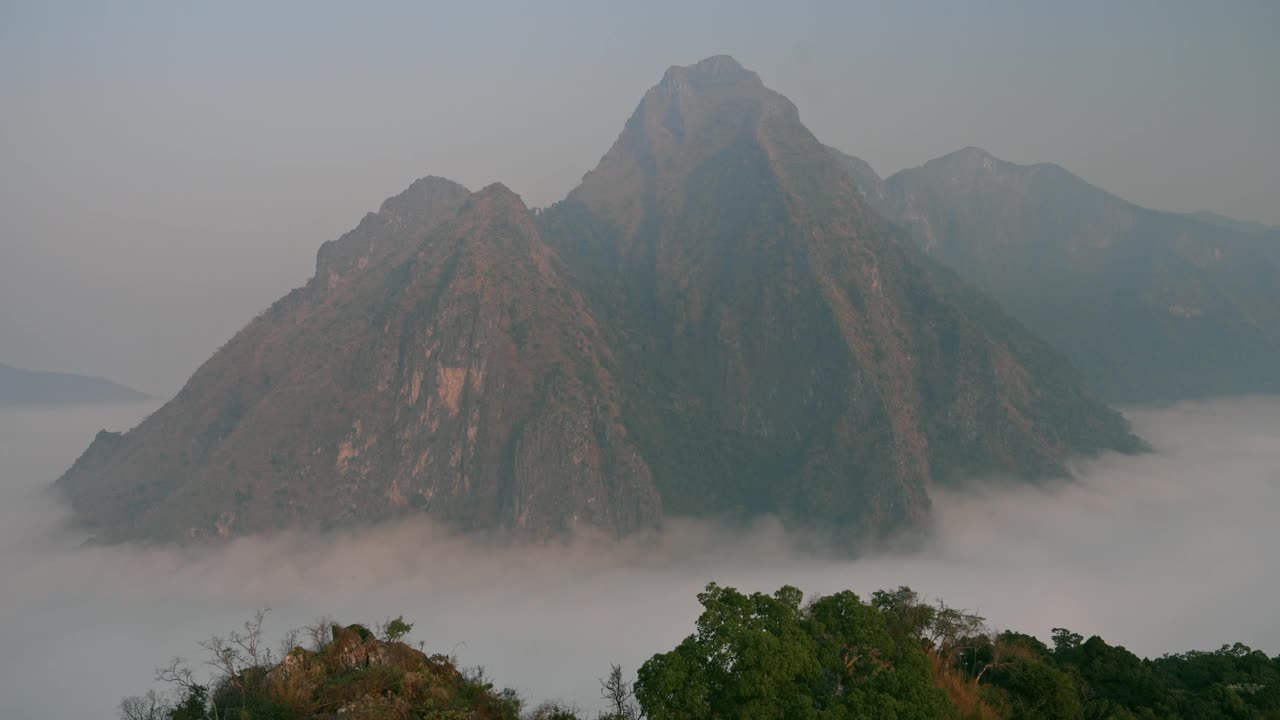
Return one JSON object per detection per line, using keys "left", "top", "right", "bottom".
{"left": 928, "top": 649, "right": 1003, "bottom": 720}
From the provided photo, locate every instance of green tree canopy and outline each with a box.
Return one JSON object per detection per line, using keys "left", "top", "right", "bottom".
{"left": 635, "top": 583, "right": 950, "bottom": 719}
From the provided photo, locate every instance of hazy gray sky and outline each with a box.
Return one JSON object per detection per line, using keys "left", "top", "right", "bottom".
{"left": 2, "top": 1, "right": 1278, "bottom": 393}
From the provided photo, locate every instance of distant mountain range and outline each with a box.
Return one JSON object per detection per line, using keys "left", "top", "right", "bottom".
{"left": 831, "top": 146, "right": 1280, "bottom": 403}
{"left": 1186, "top": 210, "right": 1277, "bottom": 235}
{"left": 0, "top": 362, "right": 147, "bottom": 407}
{"left": 55, "top": 56, "right": 1141, "bottom": 545}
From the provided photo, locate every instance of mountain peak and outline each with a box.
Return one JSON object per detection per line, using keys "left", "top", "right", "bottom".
{"left": 907, "top": 147, "right": 1108, "bottom": 201}
{"left": 642, "top": 54, "right": 791, "bottom": 128}
{"left": 473, "top": 181, "right": 522, "bottom": 202}
{"left": 315, "top": 175, "right": 470, "bottom": 286}
{"left": 931, "top": 146, "right": 998, "bottom": 168}
{"left": 660, "top": 54, "right": 759, "bottom": 90}
{"left": 691, "top": 54, "right": 745, "bottom": 72}
{"left": 571, "top": 55, "right": 802, "bottom": 234}
{"left": 459, "top": 182, "right": 530, "bottom": 222}
{"left": 378, "top": 175, "right": 471, "bottom": 220}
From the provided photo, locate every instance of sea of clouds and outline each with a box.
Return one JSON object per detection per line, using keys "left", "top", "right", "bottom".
{"left": 1, "top": 397, "right": 1277, "bottom": 718}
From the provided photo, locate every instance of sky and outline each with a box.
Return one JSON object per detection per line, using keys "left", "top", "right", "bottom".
{"left": 2, "top": 396, "right": 1278, "bottom": 718}
{"left": 2, "top": 0, "right": 1278, "bottom": 393}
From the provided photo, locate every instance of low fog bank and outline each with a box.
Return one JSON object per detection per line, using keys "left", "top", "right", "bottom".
{"left": 1, "top": 397, "right": 1277, "bottom": 719}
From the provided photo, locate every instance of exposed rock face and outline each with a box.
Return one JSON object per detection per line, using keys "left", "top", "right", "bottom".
{"left": 58, "top": 182, "right": 658, "bottom": 542}
{"left": 829, "top": 145, "right": 1280, "bottom": 403}
{"left": 314, "top": 176, "right": 471, "bottom": 288}
{"left": 56, "top": 56, "right": 1141, "bottom": 545}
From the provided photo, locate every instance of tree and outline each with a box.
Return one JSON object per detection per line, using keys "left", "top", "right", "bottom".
{"left": 807, "top": 590, "right": 951, "bottom": 719}
{"left": 636, "top": 583, "right": 950, "bottom": 720}
{"left": 166, "top": 684, "right": 209, "bottom": 720}
{"left": 276, "top": 626, "right": 301, "bottom": 660}
{"left": 598, "top": 663, "right": 639, "bottom": 720}
{"left": 118, "top": 690, "right": 167, "bottom": 720}
{"left": 927, "top": 602, "right": 987, "bottom": 663}
{"left": 637, "top": 583, "right": 819, "bottom": 719}
{"left": 984, "top": 652, "right": 1083, "bottom": 720}
{"left": 527, "top": 699, "right": 583, "bottom": 719}
{"left": 303, "top": 615, "right": 338, "bottom": 652}
{"left": 154, "top": 657, "right": 208, "bottom": 720}
{"left": 1051, "top": 628, "right": 1084, "bottom": 655}
{"left": 973, "top": 633, "right": 1043, "bottom": 686}
{"left": 872, "top": 586, "right": 937, "bottom": 643}
{"left": 198, "top": 608, "right": 271, "bottom": 709}
{"left": 870, "top": 586, "right": 986, "bottom": 664}
{"left": 380, "top": 615, "right": 414, "bottom": 642}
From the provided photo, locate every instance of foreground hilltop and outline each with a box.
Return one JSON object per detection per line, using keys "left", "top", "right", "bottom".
{"left": 122, "top": 589, "right": 1280, "bottom": 720}
{"left": 56, "top": 56, "right": 1140, "bottom": 545}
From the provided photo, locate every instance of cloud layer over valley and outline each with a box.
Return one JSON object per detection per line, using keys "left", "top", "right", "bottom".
{"left": 1, "top": 397, "right": 1277, "bottom": 718}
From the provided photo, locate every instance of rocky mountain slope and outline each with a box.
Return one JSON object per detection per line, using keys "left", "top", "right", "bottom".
{"left": 56, "top": 57, "right": 1140, "bottom": 545}
{"left": 829, "top": 146, "right": 1280, "bottom": 403}
{"left": 58, "top": 181, "right": 658, "bottom": 541}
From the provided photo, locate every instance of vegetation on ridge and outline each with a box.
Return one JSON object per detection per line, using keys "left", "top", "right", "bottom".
{"left": 120, "top": 586, "right": 1280, "bottom": 720}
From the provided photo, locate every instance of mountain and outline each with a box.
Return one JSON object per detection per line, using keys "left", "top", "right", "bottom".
{"left": 56, "top": 56, "right": 1140, "bottom": 545}
{"left": 537, "top": 58, "right": 1144, "bottom": 532}
{"left": 1187, "top": 210, "right": 1277, "bottom": 235}
{"left": 0, "top": 362, "right": 147, "bottom": 407}
{"left": 831, "top": 146, "right": 1280, "bottom": 403}
{"left": 826, "top": 143, "right": 887, "bottom": 208}
{"left": 57, "top": 178, "right": 658, "bottom": 542}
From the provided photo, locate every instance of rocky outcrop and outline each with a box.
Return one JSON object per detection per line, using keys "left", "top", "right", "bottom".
{"left": 253, "top": 624, "right": 515, "bottom": 719}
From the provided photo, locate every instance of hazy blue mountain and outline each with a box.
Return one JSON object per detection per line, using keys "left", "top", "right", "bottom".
{"left": 0, "top": 362, "right": 148, "bottom": 407}
{"left": 1187, "top": 210, "right": 1277, "bottom": 234}
{"left": 830, "top": 145, "right": 1280, "bottom": 403}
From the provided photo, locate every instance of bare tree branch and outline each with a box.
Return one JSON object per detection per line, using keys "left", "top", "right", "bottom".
{"left": 118, "top": 690, "right": 167, "bottom": 720}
